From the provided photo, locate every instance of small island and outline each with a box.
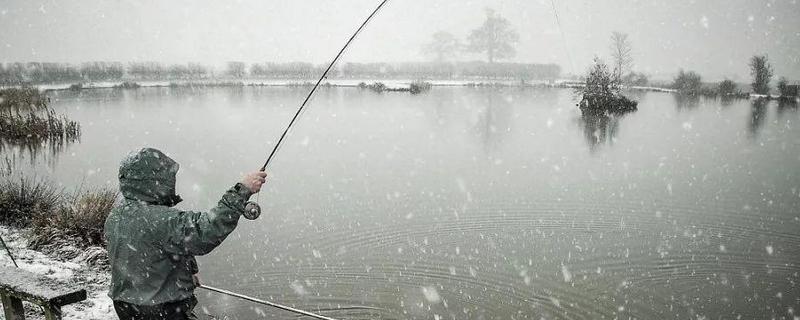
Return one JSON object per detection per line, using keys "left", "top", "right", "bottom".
{"left": 577, "top": 58, "right": 638, "bottom": 115}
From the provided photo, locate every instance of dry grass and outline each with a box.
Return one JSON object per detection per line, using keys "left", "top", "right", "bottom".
{"left": 0, "top": 176, "right": 117, "bottom": 248}
{"left": 0, "top": 177, "right": 61, "bottom": 225}
{"left": 30, "top": 189, "right": 117, "bottom": 248}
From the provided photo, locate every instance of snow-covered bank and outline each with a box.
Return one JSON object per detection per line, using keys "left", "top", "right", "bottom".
{"left": 0, "top": 226, "right": 114, "bottom": 320}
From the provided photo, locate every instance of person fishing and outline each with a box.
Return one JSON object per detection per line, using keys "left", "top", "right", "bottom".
{"left": 104, "top": 147, "right": 267, "bottom": 320}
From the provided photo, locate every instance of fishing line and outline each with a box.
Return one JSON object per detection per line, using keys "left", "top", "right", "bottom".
{"left": 549, "top": 0, "right": 576, "bottom": 77}
{"left": 200, "top": 284, "right": 340, "bottom": 320}
{"left": 211, "top": 0, "right": 391, "bottom": 318}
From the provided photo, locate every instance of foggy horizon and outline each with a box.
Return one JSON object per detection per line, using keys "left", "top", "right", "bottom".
{"left": 2, "top": 0, "right": 798, "bottom": 81}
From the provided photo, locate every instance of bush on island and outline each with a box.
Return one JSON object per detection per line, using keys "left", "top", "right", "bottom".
{"left": 577, "top": 58, "right": 637, "bottom": 115}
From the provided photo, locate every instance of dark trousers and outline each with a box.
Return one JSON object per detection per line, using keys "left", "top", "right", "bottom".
{"left": 113, "top": 296, "right": 198, "bottom": 320}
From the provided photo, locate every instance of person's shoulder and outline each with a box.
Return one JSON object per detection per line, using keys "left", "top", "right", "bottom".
{"left": 113, "top": 201, "right": 183, "bottom": 221}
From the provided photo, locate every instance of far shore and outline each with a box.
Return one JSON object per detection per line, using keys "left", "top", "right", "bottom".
{"left": 3, "top": 78, "right": 797, "bottom": 107}
{"left": 0, "top": 78, "right": 651, "bottom": 89}
{"left": 2, "top": 78, "right": 689, "bottom": 95}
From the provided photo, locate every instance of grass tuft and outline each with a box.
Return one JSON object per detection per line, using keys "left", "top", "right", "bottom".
{"left": 0, "top": 176, "right": 117, "bottom": 249}
{"left": 0, "top": 177, "right": 61, "bottom": 225}
{"left": 31, "top": 189, "right": 117, "bottom": 248}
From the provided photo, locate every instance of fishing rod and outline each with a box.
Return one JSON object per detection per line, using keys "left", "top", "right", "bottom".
{"left": 549, "top": 0, "right": 575, "bottom": 76}
{"left": 242, "top": 0, "right": 390, "bottom": 221}
{"left": 213, "top": 1, "right": 390, "bottom": 319}
{"left": 260, "top": 0, "right": 390, "bottom": 172}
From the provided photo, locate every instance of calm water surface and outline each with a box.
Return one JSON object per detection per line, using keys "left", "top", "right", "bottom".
{"left": 6, "top": 87, "right": 800, "bottom": 319}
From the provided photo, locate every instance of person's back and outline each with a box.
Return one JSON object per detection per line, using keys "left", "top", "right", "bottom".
{"left": 105, "top": 148, "right": 266, "bottom": 319}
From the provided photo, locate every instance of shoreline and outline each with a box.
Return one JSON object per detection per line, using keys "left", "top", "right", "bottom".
{"left": 0, "top": 78, "right": 674, "bottom": 93}
{"left": 0, "top": 225, "right": 113, "bottom": 320}
{"left": 6, "top": 79, "right": 797, "bottom": 101}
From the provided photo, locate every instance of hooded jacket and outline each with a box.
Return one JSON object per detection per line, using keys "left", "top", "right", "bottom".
{"left": 104, "top": 148, "right": 253, "bottom": 305}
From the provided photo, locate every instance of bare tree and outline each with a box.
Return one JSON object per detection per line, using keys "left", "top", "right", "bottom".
{"left": 609, "top": 31, "right": 633, "bottom": 81}
{"left": 422, "top": 31, "right": 461, "bottom": 62}
{"left": 749, "top": 55, "right": 773, "bottom": 95}
{"left": 467, "top": 9, "right": 519, "bottom": 64}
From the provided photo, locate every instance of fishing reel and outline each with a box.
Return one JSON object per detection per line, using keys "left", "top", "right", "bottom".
{"left": 243, "top": 201, "right": 261, "bottom": 220}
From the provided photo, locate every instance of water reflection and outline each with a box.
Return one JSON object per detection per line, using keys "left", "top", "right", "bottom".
{"left": 720, "top": 96, "right": 737, "bottom": 108}
{"left": 777, "top": 98, "right": 798, "bottom": 118}
{"left": 579, "top": 113, "right": 622, "bottom": 152}
{"left": 748, "top": 98, "right": 768, "bottom": 138}
{"left": 674, "top": 93, "right": 701, "bottom": 110}
{"left": 471, "top": 90, "right": 513, "bottom": 154}
{"left": 1, "top": 91, "right": 82, "bottom": 165}
{"left": 0, "top": 130, "right": 80, "bottom": 166}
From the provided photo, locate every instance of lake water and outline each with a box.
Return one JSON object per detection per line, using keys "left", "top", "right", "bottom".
{"left": 5, "top": 86, "right": 800, "bottom": 319}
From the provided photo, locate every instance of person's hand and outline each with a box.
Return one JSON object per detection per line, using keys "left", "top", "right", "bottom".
{"left": 192, "top": 274, "right": 201, "bottom": 287}
{"left": 241, "top": 171, "right": 268, "bottom": 193}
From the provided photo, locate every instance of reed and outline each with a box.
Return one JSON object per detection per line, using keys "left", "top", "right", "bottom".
{"left": 0, "top": 87, "right": 48, "bottom": 114}
{"left": 0, "top": 88, "right": 81, "bottom": 143}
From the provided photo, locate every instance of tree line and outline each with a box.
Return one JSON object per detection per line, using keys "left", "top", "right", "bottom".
{"left": 0, "top": 60, "right": 560, "bottom": 85}
{"left": 672, "top": 55, "right": 795, "bottom": 98}
{"left": 0, "top": 62, "right": 214, "bottom": 84}
{"left": 588, "top": 30, "right": 795, "bottom": 98}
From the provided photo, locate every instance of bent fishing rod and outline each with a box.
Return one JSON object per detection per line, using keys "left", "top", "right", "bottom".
{"left": 260, "top": 0, "right": 390, "bottom": 172}
{"left": 205, "top": 1, "right": 390, "bottom": 319}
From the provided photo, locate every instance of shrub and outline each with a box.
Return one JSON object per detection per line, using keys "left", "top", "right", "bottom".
{"left": 409, "top": 81, "right": 432, "bottom": 94}
{"left": 718, "top": 79, "right": 739, "bottom": 96}
{"left": 578, "top": 58, "right": 637, "bottom": 114}
{"left": 361, "top": 82, "right": 386, "bottom": 93}
{"left": 776, "top": 77, "right": 798, "bottom": 98}
{"left": 623, "top": 72, "right": 649, "bottom": 86}
{"left": 672, "top": 70, "right": 703, "bottom": 95}
{"left": 114, "top": 81, "right": 141, "bottom": 89}
{"left": 777, "top": 77, "right": 788, "bottom": 96}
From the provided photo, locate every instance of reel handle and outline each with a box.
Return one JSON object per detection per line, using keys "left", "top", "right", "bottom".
{"left": 243, "top": 201, "right": 261, "bottom": 220}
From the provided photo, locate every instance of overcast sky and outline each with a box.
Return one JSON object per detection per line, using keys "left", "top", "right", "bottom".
{"left": 1, "top": 0, "right": 798, "bottom": 81}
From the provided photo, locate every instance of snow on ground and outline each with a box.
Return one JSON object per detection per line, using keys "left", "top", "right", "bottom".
{"left": 0, "top": 226, "right": 115, "bottom": 320}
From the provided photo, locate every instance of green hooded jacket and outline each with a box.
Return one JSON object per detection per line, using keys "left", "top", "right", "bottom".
{"left": 104, "top": 148, "right": 253, "bottom": 305}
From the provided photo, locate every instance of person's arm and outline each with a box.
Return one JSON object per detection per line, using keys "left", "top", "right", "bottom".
{"left": 163, "top": 172, "right": 267, "bottom": 256}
